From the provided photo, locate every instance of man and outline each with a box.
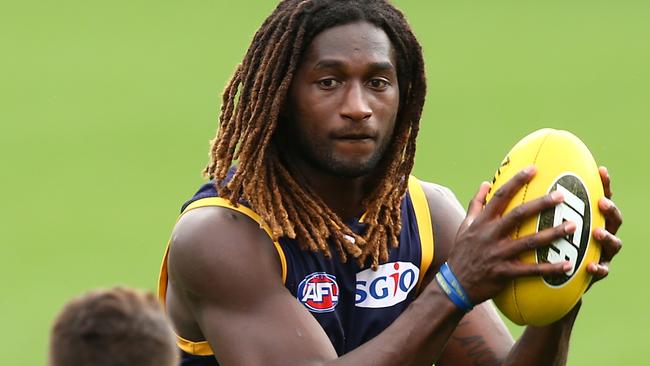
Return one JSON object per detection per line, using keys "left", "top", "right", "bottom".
{"left": 158, "top": 1, "right": 623, "bottom": 365}
{"left": 49, "top": 287, "right": 178, "bottom": 366}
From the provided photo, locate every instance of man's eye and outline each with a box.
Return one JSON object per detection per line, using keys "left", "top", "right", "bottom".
{"left": 318, "top": 79, "right": 341, "bottom": 89}
{"left": 368, "top": 79, "right": 390, "bottom": 89}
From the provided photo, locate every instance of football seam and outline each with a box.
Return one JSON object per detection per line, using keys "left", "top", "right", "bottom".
{"left": 513, "top": 131, "right": 552, "bottom": 325}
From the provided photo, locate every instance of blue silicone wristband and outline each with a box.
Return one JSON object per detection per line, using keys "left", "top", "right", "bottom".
{"left": 435, "top": 272, "right": 471, "bottom": 312}
{"left": 439, "top": 262, "right": 474, "bottom": 311}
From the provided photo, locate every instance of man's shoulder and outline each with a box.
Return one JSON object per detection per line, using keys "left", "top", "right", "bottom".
{"left": 172, "top": 204, "right": 274, "bottom": 255}
{"left": 413, "top": 179, "right": 466, "bottom": 269}
{"left": 168, "top": 205, "right": 281, "bottom": 295}
{"left": 415, "top": 179, "right": 464, "bottom": 216}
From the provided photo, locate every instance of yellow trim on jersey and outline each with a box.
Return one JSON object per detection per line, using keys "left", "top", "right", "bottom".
{"left": 157, "top": 243, "right": 170, "bottom": 306}
{"left": 158, "top": 242, "right": 216, "bottom": 356}
{"left": 157, "top": 196, "right": 287, "bottom": 356}
{"left": 408, "top": 176, "right": 435, "bottom": 290}
{"left": 176, "top": 335, "right": 214, "bottom": 356}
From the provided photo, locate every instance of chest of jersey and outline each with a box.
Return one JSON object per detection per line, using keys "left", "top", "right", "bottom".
{"left": 280, "top": 193, "right": 427, "bottom": 355}
{"left": 161, "top": 175, "right": 433, "bottom": 365}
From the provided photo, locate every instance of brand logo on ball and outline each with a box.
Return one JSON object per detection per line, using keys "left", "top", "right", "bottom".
{"left": 355, "top": 261, "right": 419, "bottom": 308}
{"left": 298, "top": 272, "right": 339, "bottom": 313}
{"left": 537, "top": 174, "right": 591, "bottom": 286}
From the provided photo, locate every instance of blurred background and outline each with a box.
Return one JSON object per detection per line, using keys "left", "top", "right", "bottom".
{"left": 1, "top": 0, "right": 648, "bottom": 364}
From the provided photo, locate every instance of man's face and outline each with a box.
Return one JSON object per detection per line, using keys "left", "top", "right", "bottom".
{"left": 284, "top": 21, "right": 400, "bottom": 178}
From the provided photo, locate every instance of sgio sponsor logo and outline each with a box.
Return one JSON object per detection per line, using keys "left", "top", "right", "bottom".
{"left": 298, "top": 272, "right": 339, "bottom": 313}
{"left": 355, "top": 262, "right": 419, "bottom": 308}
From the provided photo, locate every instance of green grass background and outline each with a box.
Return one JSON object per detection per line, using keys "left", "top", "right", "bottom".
{"left": 1, "top": 1, "right": 648, "bottom": 365}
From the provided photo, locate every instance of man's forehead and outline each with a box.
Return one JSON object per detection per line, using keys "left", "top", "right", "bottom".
{"left": 303, "top": 21, "right": 395, "bottom": 66}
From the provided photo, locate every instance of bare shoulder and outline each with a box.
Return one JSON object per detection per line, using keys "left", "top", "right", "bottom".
{"left": 418, "top": 181, "right": 465, "bottom": 216}
{"left": 417, "top": 180, "right": 466, "bottom": 271}
{"left": 166, "top": 206, "right": 337, "bottom": 364}
{"left": 167, "top": 205, "right": 283, "bottom": 302}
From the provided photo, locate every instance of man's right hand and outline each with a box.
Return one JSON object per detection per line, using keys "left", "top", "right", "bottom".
{"left": 446, "top": 166, "right": 575, "bottom": 305}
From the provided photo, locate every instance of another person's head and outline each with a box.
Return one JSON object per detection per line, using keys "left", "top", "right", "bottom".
{"left": 206, "top": 0, "right": 426, "bottom": 269}
{"left": 49, "top": 287, "right": 178, "bottom": 366}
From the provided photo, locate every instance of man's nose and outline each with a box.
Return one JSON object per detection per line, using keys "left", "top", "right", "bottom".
{"left": 340, "top": 82, "right": 372, "bottom": 122}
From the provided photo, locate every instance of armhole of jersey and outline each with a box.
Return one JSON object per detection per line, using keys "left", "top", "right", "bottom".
{"left": 408, "top": 176, "right": 435, "bottom": 290}
{"left": 157, "top": 196, "right": 288, "bottom": 356}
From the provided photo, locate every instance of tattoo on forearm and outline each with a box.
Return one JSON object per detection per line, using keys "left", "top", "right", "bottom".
{"left": 452, "top": 321, "right": 500, "bottom": 366}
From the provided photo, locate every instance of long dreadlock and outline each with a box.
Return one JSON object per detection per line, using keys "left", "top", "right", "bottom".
{"left": 204, "top": 0, "right": 426, "bottom": 269}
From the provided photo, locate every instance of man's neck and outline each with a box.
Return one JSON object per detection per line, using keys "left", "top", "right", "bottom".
{"left": 291, "top": 161, "right": 375, "bottom": 222}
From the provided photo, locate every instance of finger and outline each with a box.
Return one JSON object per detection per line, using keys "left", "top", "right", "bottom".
{"left": 585, "top": 262, "right": 610, "bottom": 291}
{"left": 599, "top": 166, "right": 613, "bottom": 199}
{"left": 460, "top": 181, "right": 491, "bottom": 231}
{"left": 594, "top": 227, "right": 623, "bottom": 261}
{"left": 500, "top": 221, "right": 577, "bottom": 258}
{"left": 586, "top": 262, "right": 610, "bottom": 281}
{"left": 485, "top": 166, "right": 536, "bottom": 217}
{"left": 497, "top": 190, "right": 565, "bottom": 235}
{"left": 505, "top": 261, "right": 573, "bottom": 278}
{"left": 599, "top": 197, "right": 623, "bottom": 235}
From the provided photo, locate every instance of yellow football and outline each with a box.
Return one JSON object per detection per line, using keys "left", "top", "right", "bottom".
{"left": 486, "top": 128, "right": 604, "bottom": 326}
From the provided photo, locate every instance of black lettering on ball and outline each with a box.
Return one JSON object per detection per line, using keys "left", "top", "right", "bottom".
{"left": 537, "top": 174, "right": 591, "bottom": 286}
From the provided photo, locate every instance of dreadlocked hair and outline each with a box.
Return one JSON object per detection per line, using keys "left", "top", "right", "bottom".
{"left": 204, "top": 0, "right": 426, "bottom": 269}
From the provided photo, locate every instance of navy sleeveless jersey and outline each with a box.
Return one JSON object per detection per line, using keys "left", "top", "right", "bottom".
{"left": 158, "top": 177, "right": 434, "bottom": 366}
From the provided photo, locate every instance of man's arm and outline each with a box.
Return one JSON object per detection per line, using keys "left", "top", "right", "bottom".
{"left": 436, "top": 302, "right": 580, "bottom": 366}
{"left": 167, "top": 204, "right": 467, "bottom": 366}
{"left": 420, "top": 181, "right": 517, "bottom": 365}
{"left": 422, "top": 180, "right": 579, "bottom": 366}
{"left": 421, "top": 166, "right": 622, "bottom": 366}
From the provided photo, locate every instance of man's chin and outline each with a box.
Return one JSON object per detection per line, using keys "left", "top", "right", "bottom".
{"left": 323, "top": 157, "right": 381, "bottom": 178}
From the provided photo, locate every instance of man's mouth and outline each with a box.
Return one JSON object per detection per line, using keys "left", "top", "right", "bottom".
{"left": 331, "top": 131, "right": 377, "bottom": 141}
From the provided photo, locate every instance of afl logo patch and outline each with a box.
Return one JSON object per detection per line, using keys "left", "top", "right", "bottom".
{"left": 537, "top": 174, "right": 591, "bottom": 287}
{"left": 297, "top": 272, "right": 339, "bottom": 313}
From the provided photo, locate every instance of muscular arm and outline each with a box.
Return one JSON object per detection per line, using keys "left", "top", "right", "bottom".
{"left": 420, "top": 181, "right": 580, "bottom": 366}
{"left": 167, "top": 205, "right": 469, "bottom": 366}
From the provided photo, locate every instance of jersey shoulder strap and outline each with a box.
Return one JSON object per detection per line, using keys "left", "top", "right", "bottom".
{"left": 407, "top": 175, "right": 435, "bottom": 289}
